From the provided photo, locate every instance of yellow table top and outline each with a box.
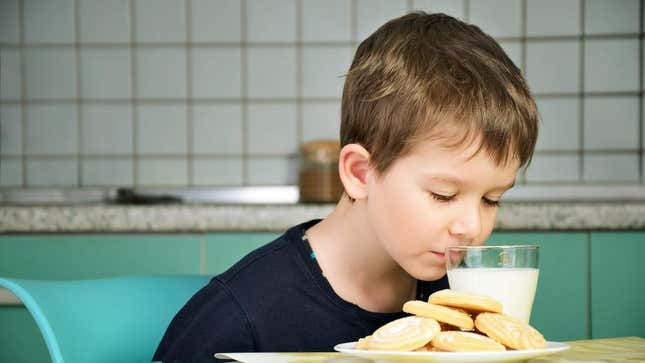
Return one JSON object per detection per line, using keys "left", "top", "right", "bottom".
{"left": 215, "top": 336, "right": 645, "bottom": 363}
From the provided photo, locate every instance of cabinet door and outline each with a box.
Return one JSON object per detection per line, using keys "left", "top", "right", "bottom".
{"left": 0, "top": 234, "right": 202, "bottom": 279}
{"left": 489, "top": 232, "right": 589, "bottom": 341}
{"left": 590, "top": 232, "right": 645, "bottom": 339}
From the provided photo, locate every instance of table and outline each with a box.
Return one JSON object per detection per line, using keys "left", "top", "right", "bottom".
{"left": 215, "top": 336, "right": 645, "bottom": 363}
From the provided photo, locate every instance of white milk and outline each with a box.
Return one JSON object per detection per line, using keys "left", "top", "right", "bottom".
{"left": 447, "top": 267, "right": 539, "bottom": 323}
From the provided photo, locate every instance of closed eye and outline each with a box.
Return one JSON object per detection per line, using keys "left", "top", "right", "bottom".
{"left": 431, "top": 193, "right": 455, "bottom": 202}
{"left": 483, "top": 197, "right": 500, "bottom": 207}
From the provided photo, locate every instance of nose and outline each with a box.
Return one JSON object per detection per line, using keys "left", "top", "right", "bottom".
{"left": 448, "top": 203, "right": 482, "bottom": 241}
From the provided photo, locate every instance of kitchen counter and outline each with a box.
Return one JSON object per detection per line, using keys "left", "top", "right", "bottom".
{"left": 2, "top": 202, "right": 645, "bottom": 232}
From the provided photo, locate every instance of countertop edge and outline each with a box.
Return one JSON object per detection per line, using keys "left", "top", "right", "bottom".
{"left": 2, "top": 202, "right": 645, "bottom": 232}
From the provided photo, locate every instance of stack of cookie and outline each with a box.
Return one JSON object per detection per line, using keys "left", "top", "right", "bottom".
{"left": 355, "top": 289, "right": 547, "bottom": 352}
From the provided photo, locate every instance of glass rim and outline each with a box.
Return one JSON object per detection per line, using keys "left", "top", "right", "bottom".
{"left": 446, "top": 244, "right": 539, "bottom": 251}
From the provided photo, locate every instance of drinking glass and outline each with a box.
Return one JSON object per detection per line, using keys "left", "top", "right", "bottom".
{"left": 445, "top": 245, "right": 539, "bottom": 323}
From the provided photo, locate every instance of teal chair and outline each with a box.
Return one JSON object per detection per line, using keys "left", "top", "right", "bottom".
{"left": 0, "top": 275, "right": 210, "bottom": 363}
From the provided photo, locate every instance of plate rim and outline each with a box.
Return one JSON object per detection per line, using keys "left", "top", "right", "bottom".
{"left": 334, "top": 340, "right": 570, "bottom": 357}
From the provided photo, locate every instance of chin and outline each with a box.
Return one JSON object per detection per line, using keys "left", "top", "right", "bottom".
{"left": 413, "top": 267, "right": 446, "bottom": 282}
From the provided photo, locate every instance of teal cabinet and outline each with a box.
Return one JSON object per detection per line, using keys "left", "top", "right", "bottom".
{"left": 0, "top": 234, "right": 203, "bottom": 279}
{"left": 489, "top": 232, "right": 589, "bottom": 341}
{"left": 0, "top": 233, "right": 274, "bottom": 363}
{"left": 590, "top": 232, "right": 645, "bottom": 339}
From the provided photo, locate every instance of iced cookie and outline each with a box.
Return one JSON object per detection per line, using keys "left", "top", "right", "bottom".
{"left": 475, "top": 313, "right": 547, "bottom": 350}
{"left": 431, "top": 331, "right": 506, "bottom": 352}
{"left": 428, "top": 289, "right": 503, "bottom": 313}
{"left": 403, "top": 300, "right": 474, "bottom": 330}
{"left": 362, "top": 315, "right": 441, "bottom": 351}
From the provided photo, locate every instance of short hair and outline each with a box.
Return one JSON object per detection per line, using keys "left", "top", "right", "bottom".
{"left": 340, "top": 12, "right": 538, "bottom": 173}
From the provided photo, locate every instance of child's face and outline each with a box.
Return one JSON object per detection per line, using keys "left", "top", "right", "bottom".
{"left": 364, "top": 134, "right": 519, "bottom": 281}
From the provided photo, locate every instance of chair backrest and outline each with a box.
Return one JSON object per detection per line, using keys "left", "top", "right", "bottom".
{"left": 0, "top": 275, "right": 210, "bottom": 363}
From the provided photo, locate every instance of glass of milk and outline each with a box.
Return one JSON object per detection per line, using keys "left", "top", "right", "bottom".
{"left": 445, "top": 245, "right": 539, "bottom": 323}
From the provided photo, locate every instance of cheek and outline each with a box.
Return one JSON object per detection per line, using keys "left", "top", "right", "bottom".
{"left": 367, "top": 181, "right": 430, "bottom": 249}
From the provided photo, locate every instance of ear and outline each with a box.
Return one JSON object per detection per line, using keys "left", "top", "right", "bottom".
{"left": 338, "top": 143, "right": 371, "bottom": 200}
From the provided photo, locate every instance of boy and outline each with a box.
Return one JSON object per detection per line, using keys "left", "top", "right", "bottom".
{"left": 153, "top": 11, "right": 538, "bottom": 362}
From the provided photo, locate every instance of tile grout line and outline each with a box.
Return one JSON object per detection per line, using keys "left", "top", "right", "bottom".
{"left": 186, "top": 0, "right": 194, "bottom": 186}
{"left": 130, "top": 0, "right": 138, "bottom": 187}
{"left": 578, "top": 0, "right": 586, "bottom": 183}
{"left": 74, "top": 0, "right": 83, "bottom": 187}
{"left": 464, "top": 0, "right": 470, "bottom": 22}
{"left": 241, "top": 0, "right": 248, "bottom": 185}
{"left": 296, "top": 0, "right": 304, "bottom": 147}
{"left": 639, "top": 0, "right": 644, "bottom": 183}
{"left": 18, "top": 0, "right": 27, "bottom": 187}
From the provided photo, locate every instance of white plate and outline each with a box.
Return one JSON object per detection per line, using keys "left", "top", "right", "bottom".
{"left": 334, "top": 341, "right": 570, "bottom": 363}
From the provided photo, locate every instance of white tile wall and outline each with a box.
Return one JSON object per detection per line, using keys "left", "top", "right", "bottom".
{"left": 246, "top": 0, "right": 296, "bottom": 42}
{"left": 26, "top": 159, "right": 77, "bottom": 186}
{"left": 0, "top": 49, "right": 21, "bottom": 100}
{"left": 356, "top": 0, "right": 408, "bottom": 41}
{"left": 247, "top": 47, "right": 297, "bottom": 99}
{"left": 137, "top": 105, "right": 187, "bottom": 155}
{"left": 302, "top": 0, "right": 352, "bottom": 42}
{"left": 193, "top": 158, "right": 243, "bottom": 185}
{"left": 527, "top": 0, "right": 580, "bottom": 36}
{"left": 79, "top": 0, "right": 131, "bottom": 43}
{"left": 585, "top": 0, "right": 640, "bottom": 34}
{"left": 469, "top": 0, "right": 522, "bottom": 38}
{"left": 584, "top": 39, "right": 639, "bottom": 92}
{"left": 81, "top": 105, "right": 133, "bottom": 155}
{"left": 0, "top": 159, "right": 22, "bottom": 186}
{"left": 24, "top": 0, "right": 75, "bottom": 44}
{"left": 583, "top": 153, "right": 639, "bottom": 182}
{"left": 81, "top": 49, "right": 132, "bottom": 99}
{"left": 82, "top": 159, "right": 133, "bottom": 186}
{"left": 525, "top": 155, "right": 580, "bottom": 182}
{"left": 302, "top": 46, "right": 352, "bottom": 98}
{"left": 247, "top": 157, "right": 297, "bottom": 185}
{"left": 302, "top": 103, "right": 341, "bottom": 142}
{"left": 247, "top": 103, "right": 298, "bottom": 155}
{"left": 0, "top": 0, "right": 19, "bottom": 43}
{"left": 24, "top": 49, "right": 77, "bottom": 99}
{"left": 136, "top": 48, "right": 187, "bottom": 99}
{"left": 412, "top": 0, "right": 466, "bottom": 20}
{"left": 192, "top": 0, "right": 241, "bottom": 42}
{"left": 192, "top": 48, "right": 242, "bottom": 98}
{"left": 526, "top": 41, "right": 580, "bottom": 94}
{"left": 192, "top": 104, "right": 243, "bottom": 155}
{"left": 1, "top": 0, "right": 643, "bottom": 189}
{"left": 584, "top": 97, "right": 639, "bottom": 150}
{"left": 0, "top": 105, "right": 22, "bottom": 155}
{"left": 136, "top": 0, "right": 186, "bottom": 43}
{"left": 535, "top": 98, "right": 580, "bottom": 151}
{"left": 26, "top": 105, "right": 77, "bottom": 155}
{"left": 137, "top": 159, "right": 188, "bottom": 186}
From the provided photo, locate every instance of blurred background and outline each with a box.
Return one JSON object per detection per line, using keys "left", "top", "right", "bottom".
{"left": 0, "top": 0, "right": 642, "bottom": 193}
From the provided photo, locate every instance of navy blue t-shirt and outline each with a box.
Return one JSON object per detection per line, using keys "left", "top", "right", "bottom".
{"left": 153, "top": 220, "right": 448, "bottom": 362}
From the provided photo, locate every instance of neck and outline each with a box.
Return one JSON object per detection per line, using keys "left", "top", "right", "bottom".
{"left": 306, "top": 196, "right": 417, "bottom": 313}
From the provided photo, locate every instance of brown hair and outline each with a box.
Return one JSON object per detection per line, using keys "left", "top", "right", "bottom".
{"left": 340, "top": 12, "right": 538, "bottom": 173}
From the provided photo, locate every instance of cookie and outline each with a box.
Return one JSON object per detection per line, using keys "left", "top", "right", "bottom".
{"left": 403, "top": 300, "right": 474, "bottom": 330}
{"left": 475, "top": 312, "right": 547, "bottom": 350}
{"left": 428, "top": 289, "right": 502, "bottom": 314}
{"left": 430, "top": 331, "right": 506, "bottom": 352}
{"left": 362, "top": 315, "right": 441, "bottom": 351}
